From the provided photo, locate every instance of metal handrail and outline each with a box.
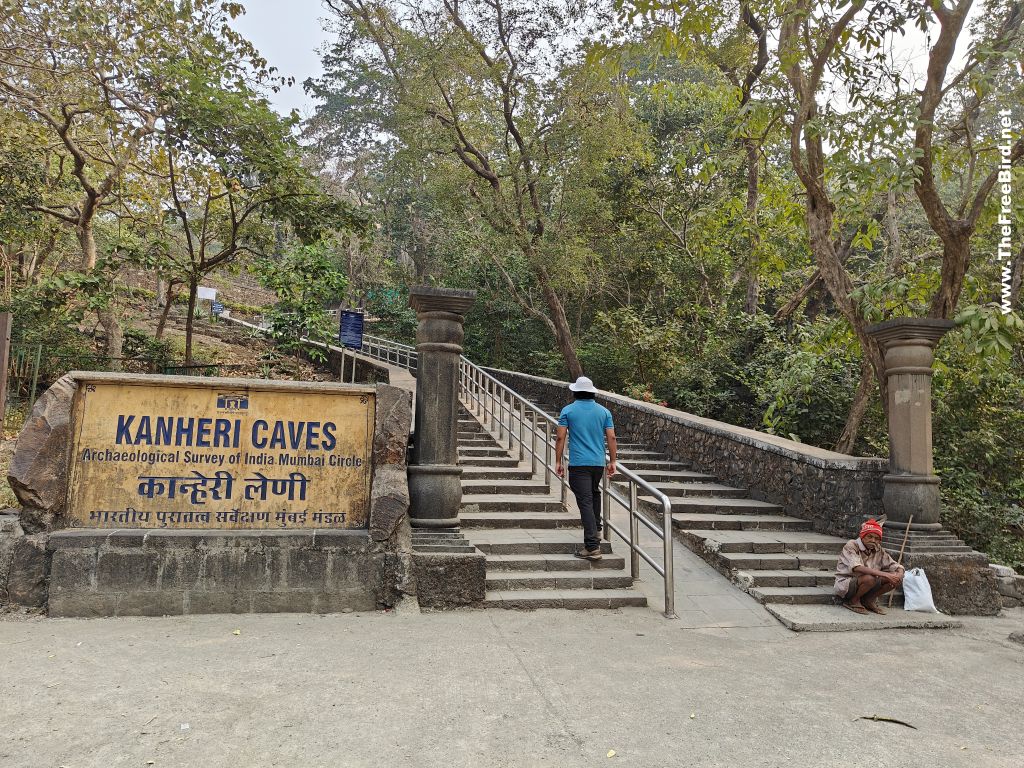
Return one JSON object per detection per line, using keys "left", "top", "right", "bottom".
{"left": 358, "top": 333, "right": 677, "bottom": 618}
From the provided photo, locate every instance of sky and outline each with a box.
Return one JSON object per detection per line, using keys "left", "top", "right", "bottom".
{"left": 230, "top": 0, "right": 333, "bottom": 118}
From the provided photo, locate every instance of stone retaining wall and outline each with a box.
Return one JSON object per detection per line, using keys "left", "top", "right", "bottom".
{"left": 47, "top": 529, "right": 392, "bottom": 617}
{"left": 487, "top": 369, "right": 888, "bottom": 538}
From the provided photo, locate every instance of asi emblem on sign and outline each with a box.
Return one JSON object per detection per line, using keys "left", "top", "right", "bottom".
{"left": 67, "top": 379, "right": 374, "bottom": 530}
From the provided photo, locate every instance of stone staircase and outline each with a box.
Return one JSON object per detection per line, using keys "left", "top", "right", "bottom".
{"left": 528, "top": 400, "right": 853, "bottom": 609}
{"left": 456, "top": 407, "right": 647, "bottom": 610}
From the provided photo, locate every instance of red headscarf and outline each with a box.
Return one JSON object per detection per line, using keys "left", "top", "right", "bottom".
{"left": 859, "top": 519, "right": 884, "bottom": 540}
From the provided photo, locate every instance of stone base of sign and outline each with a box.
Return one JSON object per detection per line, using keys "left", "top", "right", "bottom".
{"left": 412, "top": 551, "right": 486, "bottom": 609}
{"left": 3, "top": 374, "right": 415, "bottom": 616}
{"left": 47, "top": 529, "right": 395, "bottom": 617}
{"left": 902, "top": 551, "right": 1002, "bottom": 616}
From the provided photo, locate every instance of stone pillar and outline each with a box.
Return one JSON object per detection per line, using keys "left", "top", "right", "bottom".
{"left": 867, "top": 318, "right": 953, "bottom": 531}
{"left": 407, "top": 286, "right": 476, "bottom": 528}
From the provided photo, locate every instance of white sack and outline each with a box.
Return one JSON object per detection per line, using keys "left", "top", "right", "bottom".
{"left": 902, "top": 567, "right": 938, "bottom": 613}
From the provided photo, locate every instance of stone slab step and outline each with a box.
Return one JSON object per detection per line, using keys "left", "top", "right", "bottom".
{"left": 487, "top": 553, "right": 626, "bottom": 571}
{"left": 736, "top": 569, "right": 834, "bottom": 588}
{"left": 459, "top": 467, "right": 535, "bottom": 481}
{"left": 748, "top": 586, "right": 835, "bottom": 605}
{"left": 653, "top": 483, "right": 748, "bottom": 498}
{"left": 765, "top": 604, "right": 961, "bottom": 632}
{"left": 413, "top": 544, "right": 478, "bottom": 553}
{"left": 621, "top": 460, "right": 691, "bottom": 471}
{"left": 486, "top": 570, "right": 634, "bottom": 590}
{"left": 460, "top": 512, "right": 580, "bottom": 529}
{"left": 472, "top": 538, "right": 614, "bottom": 556}
{"left": 458, "top": 447, "right": 513, "bottom": 458}
{"left": 643, "top": 496, "right": 783, "bottom": 514}
{"left": 621, "top": 470, "right": 718, "bottom": 483}
{"left": 458, "top": 456, "right": 520, "bottom": 467}
{"left": 681, "top": 530, "right": 845, "bottom": 554}
{"left": 617, "top": 450, "right": 668, "bottom": 459}
{"left": 458, "top": 435, "right": 501, "bottom": 445}
{"left": 482, "top": 589, "right": 647, "bottom": 609}
{"left": 460, "top": 494, "right": 565, "bottom": 512}
{"left": 671, "top": 514, "right": 812, "bottom": 532}
{"left": 719, "top": 552, "right": 836, "bottom": 571}
{"left": 461, "top": 480, "right": 553, "bottom": 495}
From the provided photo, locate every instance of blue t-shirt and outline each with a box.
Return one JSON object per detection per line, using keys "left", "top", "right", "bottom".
{"left": 558, "top": 400, "right": 614, "bottom": 467}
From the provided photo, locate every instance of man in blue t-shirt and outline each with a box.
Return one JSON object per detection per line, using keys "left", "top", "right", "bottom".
{"left": 555, "top": 376, "right": 617, "bottom": 561}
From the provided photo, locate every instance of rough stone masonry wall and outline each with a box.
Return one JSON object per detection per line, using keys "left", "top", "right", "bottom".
{"left": 487, "top": 369, "right": 888, "bottom": 539}
{"left": 3, "top": 374, "right": 414, "bottom": 616}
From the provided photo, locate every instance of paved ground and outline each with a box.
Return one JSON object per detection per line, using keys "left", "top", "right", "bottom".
{"left": 3, "top": 538, "right": 1022, "bottom": 768}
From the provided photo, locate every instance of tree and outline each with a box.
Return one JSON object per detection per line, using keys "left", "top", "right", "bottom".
{"left": 310, "top": 0, "right": 637, "bottom": 378}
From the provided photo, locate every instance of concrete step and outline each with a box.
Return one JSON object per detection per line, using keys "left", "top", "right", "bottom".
{"left": 736, "top": 569, "right": 834, "bottom": 588}
{"left": 481, "top": 589, "right": 647, "bottom": 610}
{"left": 644, "top": 496, "right": 784, "bottom": 514}
{"left": 653, "top": 482, "right": 748, "bottom": 498}
{"left": 748, "top": 586, "right": 835, "bottom": 605}
{"left": 460, "top": 494, "right": 565, "bottom": 513}
{"left": 620, "top": 470, "right": 719, "bottom": 483}
{"left": 487, "top": 553, "right": 626, "bottom": 571}
{"left": 412, "top": 543, "right": 478, "bottom": 553}
{"left": 670, "top": 514, "right": 813, "bottom": 532}
{"left": 718, "top": 552, "right": 837, "bottom": 571}
{"left": 679, "top": 530, "right": 846, "bottom": 554}
{"left": 459, "top": 467, "right": 535, "bottom": 481}
{"left": 617, "top": 449, "right": 669, "bottom": 459}
{"left": 620, "top": 459, "right": 691, "bottom": 471}
{"left": 458, "top": 446, "right": 512, "bottom": 458}
{"left": 460, "top": 512, "right": 580, "bottom": 529}
{"left": 472, "top": 537, "right": 614, "bottom": 556}
{"left": 486, "top": 570, "right": 634, "bottom": 591}
{"left": 458, "top": 435, "right": 501, "bottom": 445}
{"left": 458, "top": 456, "right": 520, "bottom": 468}
{"left": 461, "top": 480, "right": 553, "bottom": 495}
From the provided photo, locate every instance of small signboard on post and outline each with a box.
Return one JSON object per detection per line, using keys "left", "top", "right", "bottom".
{"left": 212, "top": 301, "right": 224, "bottom": 316}
{"left": 338, "top": 310, "right": 364, "bottom": 350}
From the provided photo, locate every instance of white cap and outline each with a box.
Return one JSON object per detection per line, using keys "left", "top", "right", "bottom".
{"left": 568, "top": 376, "right": 598, "bottom": 393}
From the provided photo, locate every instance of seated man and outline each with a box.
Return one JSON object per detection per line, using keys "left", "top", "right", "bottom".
{"left": 835, "top": 519, "right": 905, "bottom": 615}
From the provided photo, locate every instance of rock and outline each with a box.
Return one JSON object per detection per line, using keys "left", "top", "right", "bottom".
{"left": 1009, "top": 632, "right": 1024, "bottom": 646}
{"left": 990, "top": 564, "right": 1016, "bottom": 578}
{"left": 369, "top": 465, "right": 409, "bottom": 543}
{"left": 903, "top": 553, "right": 1002, "bottom": 616}
{"left": 373, "top": 385, "right": 412, "bottom": 465}
{"left": 7, "top": 533, "right": 50, "bottom": 607}
{"left": 8, "top": 375, "right": 77, "bottom": 532}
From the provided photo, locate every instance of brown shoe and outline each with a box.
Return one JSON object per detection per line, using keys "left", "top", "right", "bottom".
{"left": 575, "top": 547, "right": 602, "bottom": 561}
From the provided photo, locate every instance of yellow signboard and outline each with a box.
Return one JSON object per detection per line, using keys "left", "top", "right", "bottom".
{"left": 66, "top": 380, "right": 375, "bottom": 529}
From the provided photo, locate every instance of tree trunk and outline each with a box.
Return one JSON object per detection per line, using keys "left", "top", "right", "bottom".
{"left": 77, "top": 222, "right": 97, "bottom": 271}
{"left": 928, "top": 228, "right": 972, "bottom": 319}
{"left": 536, "top": 267, "right": 583, "bottom": 379}
{"left": 98, "top": 308, "right": 123, "bottom": 372}
{"left": 743, "top": 138, "right": 760, "bottom": 315}
{"left": 155, "top": 280, "right": 179, "bottom": 339}
{"left": 835, "top": 359, "right": 874, "bottom": 454}
{"left": 185, "top": 277, "right": 198, "bottom": 366}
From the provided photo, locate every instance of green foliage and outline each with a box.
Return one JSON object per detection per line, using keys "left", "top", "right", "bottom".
{"left": 255, "top": 243, "right": 349, "bottom": 361}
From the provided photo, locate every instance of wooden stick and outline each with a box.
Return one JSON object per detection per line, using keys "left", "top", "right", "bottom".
{"left": 888, "top": 515, "right": 913, "bottom": 607}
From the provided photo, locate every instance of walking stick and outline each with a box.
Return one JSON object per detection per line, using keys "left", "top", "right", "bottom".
{"left": 888, "top": 515, "right": 913, "bottom": 608}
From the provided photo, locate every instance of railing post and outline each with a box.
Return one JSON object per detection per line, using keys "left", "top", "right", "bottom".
{"left": 662, "top": 497, "right": 675, "bottom": 618}
{"left": 629, "top": 483, "right": 640, "bottom": 580}
{"left": 602, "top": 471, "right": 610, "bottom": 541}
{"left": 529, "top": 410, "right": 538, "bottom": 476}
{"left": 517, "top": 401, "right": 524, "bottom": 461}
{"left": 543, "top": 421, "right": 551, "bottom": 486}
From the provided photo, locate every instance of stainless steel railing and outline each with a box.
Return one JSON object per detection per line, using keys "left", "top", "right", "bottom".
{"left": 359, "top": 333, "right": 677, "bottom": 618}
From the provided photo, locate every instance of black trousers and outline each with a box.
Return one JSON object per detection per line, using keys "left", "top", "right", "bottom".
{"left": 568, "top": 466, "right": 603, "bottom": 550}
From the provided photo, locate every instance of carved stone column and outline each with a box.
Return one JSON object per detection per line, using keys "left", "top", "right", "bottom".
{"left": 407, "top": 286, "right": 476, "bottom": 528}
{"left": 867, "top": 318, "right": 954, "bottom": 530}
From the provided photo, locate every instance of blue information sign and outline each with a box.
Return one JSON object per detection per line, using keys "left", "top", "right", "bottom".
{"left": 338, "top": 310, "right": 364, "bottom": 350}
{"left": 212, "top": 301, "right": 224, "bottom": 315}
